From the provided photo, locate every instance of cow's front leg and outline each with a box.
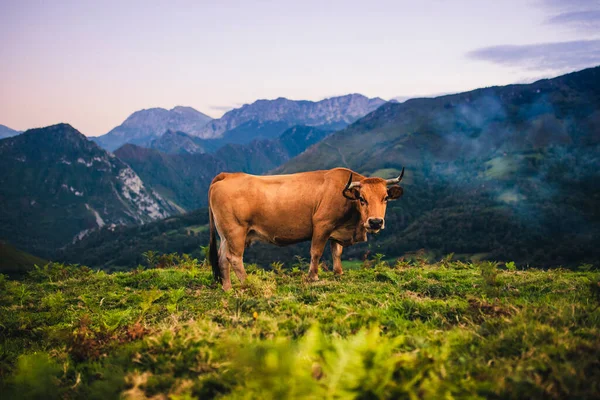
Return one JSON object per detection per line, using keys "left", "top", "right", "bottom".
{"left": 308, "top": 233, "right": 329, "bottom": 281}
{"left": 331, "top": 241, "right": 344, "bottom": 275}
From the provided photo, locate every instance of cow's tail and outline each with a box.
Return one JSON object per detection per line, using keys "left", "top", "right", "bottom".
{"left": 208, "top": 204, "right": 221, "bottom": 284}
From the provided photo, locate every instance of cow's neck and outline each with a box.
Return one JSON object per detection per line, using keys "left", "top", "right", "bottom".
{"left": 353, "top": 223, "right": 368, "bottom": 243}
{"left": 347, "top": 205, "right": 367, "bottom": 244}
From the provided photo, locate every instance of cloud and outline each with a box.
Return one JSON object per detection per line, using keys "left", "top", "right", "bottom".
{"left": 539, "top": 0, "right": 599, "bottom": 12}
{"left": 539, "top": 0, "right": 600, "bottom": 33}
{"left": 545, "top": 10, "right": 600, "bottom": 33}
{"left": 210, "top": 105, "right": 236, "bottom": 112}
{"left": 466, "top": 40, "right": 600, "bottom": 73}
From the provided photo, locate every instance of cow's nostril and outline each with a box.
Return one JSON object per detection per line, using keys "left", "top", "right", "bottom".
{"left": 369, "top": 218, "right": 383, "bottom": 228}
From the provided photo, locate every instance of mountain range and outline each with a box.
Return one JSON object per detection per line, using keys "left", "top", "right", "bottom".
{"left": 197, "top": 93, "right": 386, "bottom": 138}
{"left": 93, "top": 94, "right": 386, "bottom": 153}
{"left": 2, "top": 67, "right": 600, "bottom": 269}
{"left": 60, "top": 66, "right": 600, "bottom": 269}
{"left": 0, "top": 124, "right": 177, "bottom": 257}
{"left": 0, "top": 93, "right": 379, "bottom": 259}
{"left": 277, "top": 66, "right": 600, "bottom": 266}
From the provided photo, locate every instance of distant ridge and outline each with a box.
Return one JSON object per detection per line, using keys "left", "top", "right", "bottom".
{"left": 94, "top": 94, "right": 386, "bottom": 154}
{"left": 197, "top": 93, "right": 386, "bottom": 138}
{"left": 93, "top": 106, "right": 213, "bottom": 151}
{"left": 148, "top": 130, "right": 222, "bottom": 154}
{"left": 0, "top": 124, "right": 22, "bottom": 139}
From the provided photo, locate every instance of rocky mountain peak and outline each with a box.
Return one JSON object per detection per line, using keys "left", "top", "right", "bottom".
{"left": 197, "top": 94, "right": 387, "bottom": 139}
{"left": 93, "top": 106, "right": 213, "bottom": 151}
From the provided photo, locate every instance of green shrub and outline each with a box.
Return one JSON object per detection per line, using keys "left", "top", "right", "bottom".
{"left": 6, "top": 352, "right": 62, "bottom": 399}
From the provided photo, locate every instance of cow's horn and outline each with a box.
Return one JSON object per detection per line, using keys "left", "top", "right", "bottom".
{"left": 346, "top": 173, "right": 361, "bottom": 189}
{"left": 343, "top": 173, "right": 361, "bottom": 199}
{"left": 385, "top": 167, "right": 405, "bottom": 185}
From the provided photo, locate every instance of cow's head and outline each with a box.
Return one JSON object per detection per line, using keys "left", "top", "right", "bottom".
{"left": 342, "top": 168, "right": 405, "bottom": 233}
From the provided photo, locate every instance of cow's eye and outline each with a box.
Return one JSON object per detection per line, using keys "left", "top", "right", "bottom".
{"left": 359, "top": 196, "right": 367, "bottom": 205}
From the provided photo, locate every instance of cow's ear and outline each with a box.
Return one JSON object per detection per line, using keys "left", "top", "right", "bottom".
{"left": 343, "top": 187, "right": 361, "bottom": 201}
{"left": 387, "top": 185, "right": 403, "bottom": 200}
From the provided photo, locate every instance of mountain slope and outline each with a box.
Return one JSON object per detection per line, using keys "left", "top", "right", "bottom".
{"left": 213, "top": 125, "right": 331, "bottom": 173}
{"left": 0, "top": 124, "right": 21, "bottom": 139}
{"left": 148, "top": 130, "right": 223, "bottom": 154}
{"left": 115, "top": 126, "right": 331, "bottom": 210}
{"left": 0, "top": 241, "right": 47, "bottom": 277}
{"left": 0, "top": 124, "right": 177, "bottom": 257}
{"left": 276, "top": 66, "right": 600, "bottom": 267}
{"left": 280, "top": 67, "right": 600, "bottom": 172}
{"left": 113, "top": 145, "right": 226, "bottom": 211}
{"left": 94, "top": 106, "right": 213, "bottom": 151}
{"left": 197, "top": 94, "right": 386, "bottom": 139}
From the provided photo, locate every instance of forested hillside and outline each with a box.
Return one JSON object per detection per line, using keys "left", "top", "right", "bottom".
{"left": 275, "top": 66, "right": 600, "bottom": 267}
{"left": 0, "top": 124, "right": 177, "bottom": 258}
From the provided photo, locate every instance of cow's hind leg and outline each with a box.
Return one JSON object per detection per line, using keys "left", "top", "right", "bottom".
{"left": 331, "top": 240, "right": 344, "bottom": 275}
{"left": 224, "top": 229, "right": 248, "bottom": 285}
{"left": 218, "top": 240, "right": 232, "bottom": 290}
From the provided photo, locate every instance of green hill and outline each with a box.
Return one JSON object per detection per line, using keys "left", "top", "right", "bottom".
{"left": 0, "top": 241, "right": 47, "bottom": 277}
{"left": 0, "top": 259, "right": 598, "bottom": 398}
{"left": 56, "top": 209, "right": 210, "bottom": 270}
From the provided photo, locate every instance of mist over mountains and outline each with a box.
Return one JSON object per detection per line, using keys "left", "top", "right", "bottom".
{"left": 277, "top": 66, "right": 600, "bottom": 266}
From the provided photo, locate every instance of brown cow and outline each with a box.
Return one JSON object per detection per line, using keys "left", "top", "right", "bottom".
{"left": 208, "top": 167, "right": 405, "bottom": 290}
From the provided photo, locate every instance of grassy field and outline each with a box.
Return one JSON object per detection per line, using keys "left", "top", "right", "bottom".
{"left": 0, "top": 256, "right": 599, "bottom": 399}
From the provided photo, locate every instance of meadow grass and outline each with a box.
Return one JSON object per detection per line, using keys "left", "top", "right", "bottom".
{"left": 0, "top": 257, "right": 599, "bottom": 399}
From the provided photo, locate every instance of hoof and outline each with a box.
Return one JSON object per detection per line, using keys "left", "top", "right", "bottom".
{"left": 308, "top": 273, "right": 319, "bottom": 281}
{"left": 334, "top": 269, "right": 344, "bottom": 276}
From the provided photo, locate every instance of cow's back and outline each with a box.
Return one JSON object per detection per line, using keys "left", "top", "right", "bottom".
{"left": 209, "top": 168, "right": 358, "bottom": 245}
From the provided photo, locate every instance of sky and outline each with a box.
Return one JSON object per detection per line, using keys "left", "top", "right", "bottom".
{"left": 1, "top": 0, "right": 599, "bottom": 136}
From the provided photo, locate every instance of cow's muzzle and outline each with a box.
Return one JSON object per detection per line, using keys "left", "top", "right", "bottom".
{"left": 366, "top": 218, "right": 384, "bottom": 232}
